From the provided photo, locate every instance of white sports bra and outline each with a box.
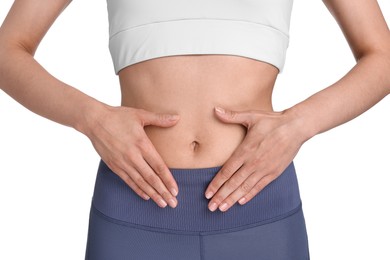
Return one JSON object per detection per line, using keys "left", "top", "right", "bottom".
{"left": 106, "top": 0, "right": 294, "bottom": 75}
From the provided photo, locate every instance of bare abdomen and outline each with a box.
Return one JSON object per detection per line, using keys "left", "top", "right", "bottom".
{"left": 118, "top": 54, "right": 278, "bottom": 168}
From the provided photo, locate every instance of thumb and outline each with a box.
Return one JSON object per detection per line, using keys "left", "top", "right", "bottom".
{"left": 139, "top": 110, "right": 180, "bottom": 127}
{"left": 214, "top": 107, "right": 253, "bottom": 128}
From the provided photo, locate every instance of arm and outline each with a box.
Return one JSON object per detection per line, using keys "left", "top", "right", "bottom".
{"left": 0, "top": 0, "right": 106, "bottom": 134}
{"left": 289, "top": 0, "right": 390, "bottom": 140}
{"left": 0, "top": 0, "right": 179, "bottom": 208}
{"left": 204, "top": 0, "right": 390, "bottom": 212}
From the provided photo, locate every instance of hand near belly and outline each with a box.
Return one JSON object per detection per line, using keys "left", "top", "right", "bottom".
{"left": 205, "top": 107, "right": 306, "bottom": 212}
{"left": 86, "top": 105, "right": 180, "bottom": 209}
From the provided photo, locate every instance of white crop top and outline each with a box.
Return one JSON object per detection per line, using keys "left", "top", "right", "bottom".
{"left": 106, "top": 0, "right": 294, "bottom": 75}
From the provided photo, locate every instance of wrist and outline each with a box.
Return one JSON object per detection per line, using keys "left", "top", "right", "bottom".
{"left": 282, "top": 105, "right": 318, "bottom": 144}
{"left": 73, "top": 100, "right": 112, "bottom": 138}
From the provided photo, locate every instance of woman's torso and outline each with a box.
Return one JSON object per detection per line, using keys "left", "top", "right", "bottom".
{"left": 119, "top": 54, "right": 279, "bottom": 168}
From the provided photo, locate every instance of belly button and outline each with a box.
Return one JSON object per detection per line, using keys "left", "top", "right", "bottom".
{"left": 190, "top": 141, "right": 200, "bottom": 152}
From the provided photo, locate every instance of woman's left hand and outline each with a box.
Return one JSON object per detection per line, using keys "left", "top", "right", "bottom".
{"left": 205, "top": 106, "right": 308, "bottom": 212}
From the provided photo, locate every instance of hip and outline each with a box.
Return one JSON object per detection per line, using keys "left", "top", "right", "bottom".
{"left": 90, "top": 159, "right": 302, "bottom": 235}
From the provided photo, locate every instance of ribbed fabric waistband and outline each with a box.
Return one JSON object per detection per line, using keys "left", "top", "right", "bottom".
{"left": 91, "top": 160, "right": 301, "bottom": 235}
{"left": 109, "top": 19, "right": 289, "bottom": 74}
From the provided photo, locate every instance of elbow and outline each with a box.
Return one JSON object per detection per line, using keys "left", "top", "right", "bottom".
{"left": 0, "top": 40, "right": 6, "bottom": 90}
{"left": 0, "top": 40, "right": 18, "bottom": 91}
{"left": 380, "top": 47, "right": 390, "bottom": 95}
{"left": 385, "top": 56, "right": 390, "bottom": 96}
{"left": 384, "top": 39, "right": 390, "bottom": 94}
{"left": 0, "top": 38, "right": 11, "bottom": 90}
{"left": 376, "top": 49, "right": 390, "bottom": 96}
{"left": 0, "top": 38, "right": 34, "bottom": 90}
{"left": 357, "top": 44, "right": 390, "bottom": 96}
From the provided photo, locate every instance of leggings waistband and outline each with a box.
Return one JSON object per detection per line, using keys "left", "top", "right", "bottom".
{"left": 91, "top": 160, "right": 301, "bottom": 235}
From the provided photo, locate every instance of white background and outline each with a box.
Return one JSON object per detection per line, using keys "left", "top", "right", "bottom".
{"left": 1, "top": 0, "right": 389, "bottom": 259}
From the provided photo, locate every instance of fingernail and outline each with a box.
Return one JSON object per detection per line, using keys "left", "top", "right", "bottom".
{"left": 158, "top": 199, "right": 167, "bottom": 208}
{"left": 219, "top": 203, "right": 228, "bottom": 211}
{"left": 168, "top": 198, "right": 177, "bottom": 208}
{"left": 209, "top": 202, "right": 218, "bottom": 212}
{"left": 205, "top": 191, "right": 213, "bottom": 199}
{"left": 170, "top": 188, "right": 178, "bottom": 197}
{"left": 143, "top": 194, "right": 150, "bottom": 200}
{"left": 238, "top": 197, "right": 246, "bottom": 205}
{"left": 215, "top": 107, "right": 225, "bottom": 114}
{"left": 169, "top": 115, "right": 180, "bottom": 121}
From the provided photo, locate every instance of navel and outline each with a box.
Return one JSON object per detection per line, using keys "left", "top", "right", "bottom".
{"left": 190, "top": 140, "right": 200, "bottom": 152}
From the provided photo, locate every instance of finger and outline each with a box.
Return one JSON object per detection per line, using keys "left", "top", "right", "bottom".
{"left": 207, "top": 165, "right": 255, "bottom": 212}
{"left": 132, "top": 157, "right": 178, "bottom": 208}
{"left": 237, "top": 174, "right": 276, "bottom": 206}
{"left": 204, "top": 135, "right": 254, "bottom": 200}
{"left": 214, "top": 107, "right": 254, "bottom": 128}
{"left": 109, "top": 164, "right": 151, "bottom": 201}
{"left": 138, "top": 109, "right": 180, "bottom": 127}
{"left": 204, "top": 155, "right": 244, "bottom": 201}
{"left": 121, "top": 161, "right": 173, "bottom": 208}
{"left": 217, "top": 170, "right": 263, "bottom": 212}
{"left": 141, "top": 138, "right": 179, "bottom": 197}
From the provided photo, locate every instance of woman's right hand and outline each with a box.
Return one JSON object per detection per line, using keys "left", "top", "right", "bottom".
{"left": 85, "top": 105, "right": 180, "bottom": 209}
{"left": 0, "top": 0, "right": 179, "bottom": 209}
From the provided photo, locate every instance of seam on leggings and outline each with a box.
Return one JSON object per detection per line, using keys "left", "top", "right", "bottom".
{"left": 200, "top": 234, "right": 205, "bottom": 260}
{"left": 91, "top": 202, "right": 303, "bottom": 236}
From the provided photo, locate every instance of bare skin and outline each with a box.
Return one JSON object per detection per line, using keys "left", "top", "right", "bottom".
{"left": 0, "top": 0, "right": 389, "bottom": 213}
{"left": 118, "top": 54, "right": 277, "bottom": 168}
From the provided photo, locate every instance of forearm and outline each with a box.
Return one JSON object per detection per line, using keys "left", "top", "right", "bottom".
{"left": 288, "top": 51, "right": 390, "bottom": 141}
{"left": 0, "top": 45, "right": 108, "bottom": 136}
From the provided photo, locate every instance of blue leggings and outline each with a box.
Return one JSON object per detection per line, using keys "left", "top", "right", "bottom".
{"left": 85, "top": 160, "right": 310, "bottom": 260}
